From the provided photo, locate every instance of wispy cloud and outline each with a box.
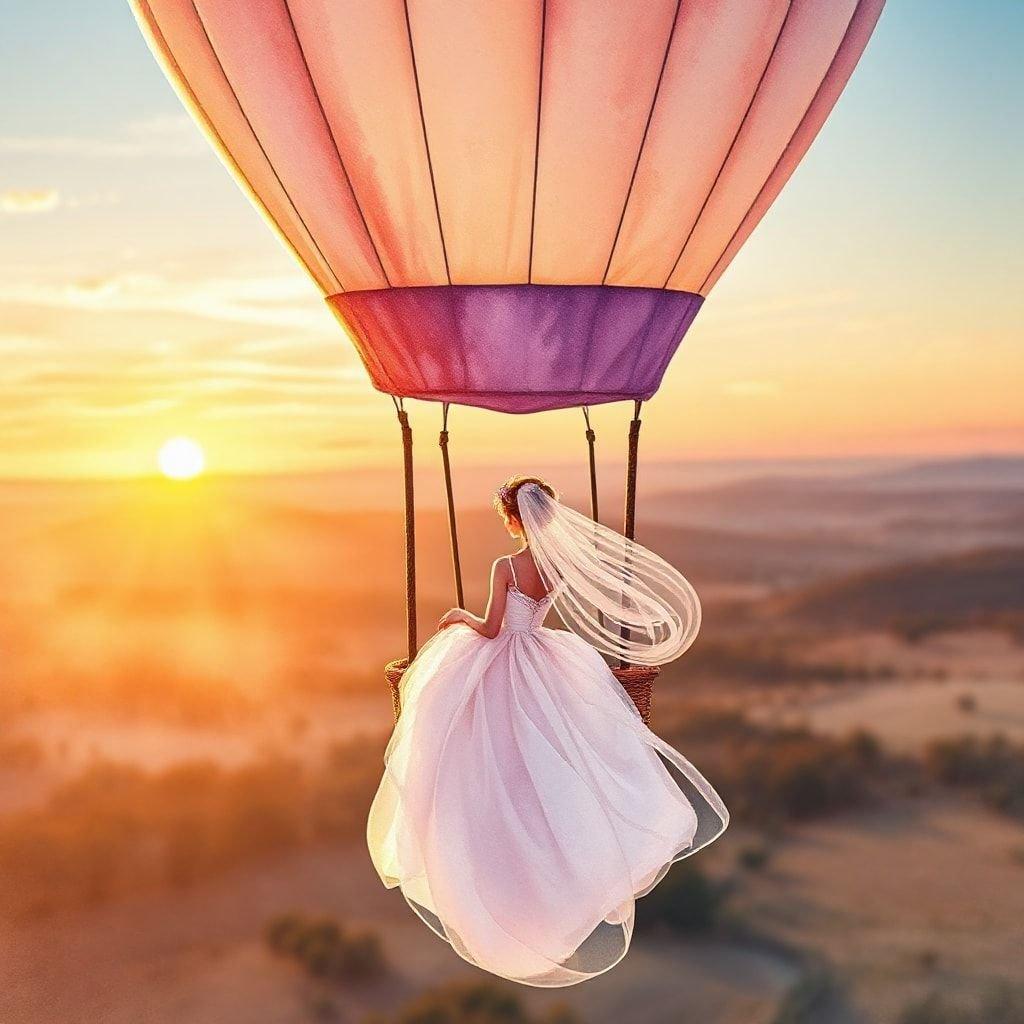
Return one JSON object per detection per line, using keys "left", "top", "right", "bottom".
{"left": 0, "top": 271, "right": 328, "bottom": 332}
{"left": 0, "top": 268, "right": 376, "bottom": 457}
{"left": 1, "top": 189, "right": 60, "bottom": 214}
{"left": 62, "top": 398, "right": 179, "bottom": 419}
{"left": 200, "top": 401, "right": 352, "bottom": 420}
{"left": 0, "top": 115, "right": 206, "bottom": 160}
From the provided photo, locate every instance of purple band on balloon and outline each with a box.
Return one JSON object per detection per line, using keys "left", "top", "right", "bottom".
{"left": 327, "top": 284, "right": 703, "bottom": 414}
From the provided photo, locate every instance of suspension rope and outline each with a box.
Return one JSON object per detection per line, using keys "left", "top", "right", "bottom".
{"left": 392, "top": 397, "right": 417, "bottom": 661}
{"left": 582, "top": 405, "right": 606, "bottom": 632}
{"left": 581, "top": 406, "right": 599, "bottom": 523}
{"left": 620, "top": 400, "right": 644, "bottom": 665}
{"left": 439, "top": 403, "right": 465, "bottom": 608}
{"left": 623, "top": 400, "right": 643, "bottom": 541}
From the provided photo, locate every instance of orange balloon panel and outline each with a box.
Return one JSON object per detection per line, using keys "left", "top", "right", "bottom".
{"left": 131, "top": 0, "right": 884, "bottom": 412}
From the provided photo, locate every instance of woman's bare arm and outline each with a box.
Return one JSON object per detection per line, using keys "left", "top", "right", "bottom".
{"left": 439, "top": 558, "right": 510, "bottom": 639}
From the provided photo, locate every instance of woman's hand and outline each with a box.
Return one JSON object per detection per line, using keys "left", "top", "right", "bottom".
{"left": 437, "top": 561, "right": 510, "bottom": 639}
{"left": 438, "top": 608, "right": 468, "bottom": 630}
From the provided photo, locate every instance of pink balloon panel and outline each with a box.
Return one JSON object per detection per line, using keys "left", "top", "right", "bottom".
{"left": 131, "top": 0, "right": 884, "bottom": 412}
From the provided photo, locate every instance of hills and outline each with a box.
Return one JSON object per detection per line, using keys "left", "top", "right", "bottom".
{"left": 771, "top": 546, "right": 1024, "bottom": 637}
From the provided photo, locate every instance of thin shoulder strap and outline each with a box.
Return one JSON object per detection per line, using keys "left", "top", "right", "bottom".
{"left": 507, "top": 555, "right": 519, "bottom": 589}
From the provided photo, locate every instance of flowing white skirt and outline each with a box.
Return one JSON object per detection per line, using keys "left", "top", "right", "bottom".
{"left": 366, "top": 623, "right": 729, "bottom": 987}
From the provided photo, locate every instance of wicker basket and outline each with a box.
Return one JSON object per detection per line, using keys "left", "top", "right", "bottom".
{"left": 385, "top": 657, "right": 658, "bottom": 725}
{"left": 611, "top": 664, "right": 660, "bottom": 725}
{"left": 384, "top": 658, "right": 408, "bottom": 722}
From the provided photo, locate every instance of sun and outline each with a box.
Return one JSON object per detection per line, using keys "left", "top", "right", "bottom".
{"left": 158, "top": 437, "right": 206, "bottom": 480}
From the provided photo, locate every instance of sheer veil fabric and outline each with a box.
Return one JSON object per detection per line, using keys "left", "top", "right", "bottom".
{"left": 367, "top": 488, "right": 728, "bottom": 986}
{"left": 516, "top": 483, "right": 701, "bottom": 666}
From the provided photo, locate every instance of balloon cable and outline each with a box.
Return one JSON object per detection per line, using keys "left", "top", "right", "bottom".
{"left": 439, "top": 403, "right": 465, "bottom": 609}
{"left": 393, "top": 397, "right": 417, "bottom": 661}
{"left": 581, "top": 406, "right": 600, "bottom": 524}
{"left": 620, "top": 400, "right": 644, "bottom": 665}
{"left": 582, "top": 405, "right": 605, "bottom": 632}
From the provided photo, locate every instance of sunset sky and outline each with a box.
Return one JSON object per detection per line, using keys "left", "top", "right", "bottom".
{"left": 1, "top": 1, "right": 1021, "bottom": 479}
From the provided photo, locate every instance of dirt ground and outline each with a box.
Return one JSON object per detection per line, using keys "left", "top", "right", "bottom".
{"left": 731, "top": 795, "right": 1024, "bottom": 1023}
{"left": 0, "top": 842, "right": 797, "bottom": 1024}
{"left": 761, "top": 631, "right": 1024, "bottom": 752}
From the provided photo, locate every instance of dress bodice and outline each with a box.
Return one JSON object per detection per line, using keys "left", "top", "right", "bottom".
{"left": 503, "top": 585, "right": 552, "bottom": 633}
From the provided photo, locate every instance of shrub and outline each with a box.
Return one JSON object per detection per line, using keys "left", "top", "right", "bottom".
{"left": 682, "top": 639, "right": 894, "bottom": 685}
{"left": 925, "top": 735, "right": 1024, "bottom": 820}
{"left": 636, "top": 863, "right": 725, "bottom": 934}
{"left": 899, "top": 984, "right": 1024, "bottom": 1024}
{"left": 310, "top": 738, "right": 388, "bottom": 842}
{"left": 307, "top": 993, "right": 339, "bottom": 1021}
{"left": 340, "top": 930, "right": 387, "bottom": 981}
{"left": 772, "top": 968, "right": 841, "bottom": 1024}
{"left": 956, "top": 694, "right": 978, "bottom": 714}
{"left": 218, "top": 759, "right": 307, "bottom": 861}
{"left": 899, "top": 993, "right": 968, "bottom": 1024}
{"left": 373, "top": 980, "right": 581, "bottom": 1024}
{"left": 847, "top": 728, "right": 882, "bottom": 767}
{"left": 660, "top": 711, "right": 888, "bottom": 827}
{"left": 738, "top": 843, "right": 770, "bottom": 871}
{"left": 265, "top": 911, "right": 387, "bottom": 983}
{"left": 0, "top": 736, "right": 387, "bottom": 915}
{"left": 724, "top": 732, "right": 868, "bottom": 823}
{"left": 296, "top": 918, "right": 345, "bottom": 978}
{"left": 266, "top": 911, "right": 308, "bottom": 955}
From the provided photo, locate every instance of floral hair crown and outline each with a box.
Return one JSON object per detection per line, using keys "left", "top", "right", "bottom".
{"left": 499, "top": 480, "right": 541, "bottom": 503}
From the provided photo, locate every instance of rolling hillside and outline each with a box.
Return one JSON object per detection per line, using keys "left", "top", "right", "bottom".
{"left": 772, "top": 546, "right": 1024, "bottom": 635}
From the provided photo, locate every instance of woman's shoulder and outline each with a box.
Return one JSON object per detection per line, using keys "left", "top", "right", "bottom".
{"left": 490, "top": 556, "right": 512, "bottom": 578}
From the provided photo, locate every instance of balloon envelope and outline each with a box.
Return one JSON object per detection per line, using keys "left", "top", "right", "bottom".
{"left": 132, "top": 0, "right": 884, "bottom": 412}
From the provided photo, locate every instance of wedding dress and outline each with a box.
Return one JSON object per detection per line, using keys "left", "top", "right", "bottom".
{"left": 367, "top": 485, "right": 728, "bottom": 986}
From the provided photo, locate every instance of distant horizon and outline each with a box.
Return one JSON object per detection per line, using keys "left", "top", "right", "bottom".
{"left": 4, "top": 447, "right": 1022, "bottom": 488}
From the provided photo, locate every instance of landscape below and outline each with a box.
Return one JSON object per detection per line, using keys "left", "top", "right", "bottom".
{"left": 0, "top": 454, "right": 1021, "bottom": 1024}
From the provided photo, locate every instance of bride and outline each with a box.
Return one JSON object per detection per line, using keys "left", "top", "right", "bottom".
{"left": 367, "top": 475, "right": 728, "bottom": 987}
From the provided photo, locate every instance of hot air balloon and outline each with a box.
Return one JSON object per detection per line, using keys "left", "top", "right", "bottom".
{"left": 130, "top": 0, "right": 885, "bottom": 718}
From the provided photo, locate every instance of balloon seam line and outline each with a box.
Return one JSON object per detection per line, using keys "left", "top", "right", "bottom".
{"left": 527, "top": 0, "right": 547, "bottom": 284}
{"left": 660, "top": 0, "right": 797, "bottom": 291}
{"left": 601, "top": 0, "right": 684, "bottom": 286}
{"left": 697, "top": 0, "right": 868, "bottom": 295}
{"left": 187, "top": 0, "right": 344, "bottom": 293}
{"left": 280, "top": 0, "right": 392, "bottom": 288}
{"left": 402, "top": 0, "right": 452, "bottom": 286}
